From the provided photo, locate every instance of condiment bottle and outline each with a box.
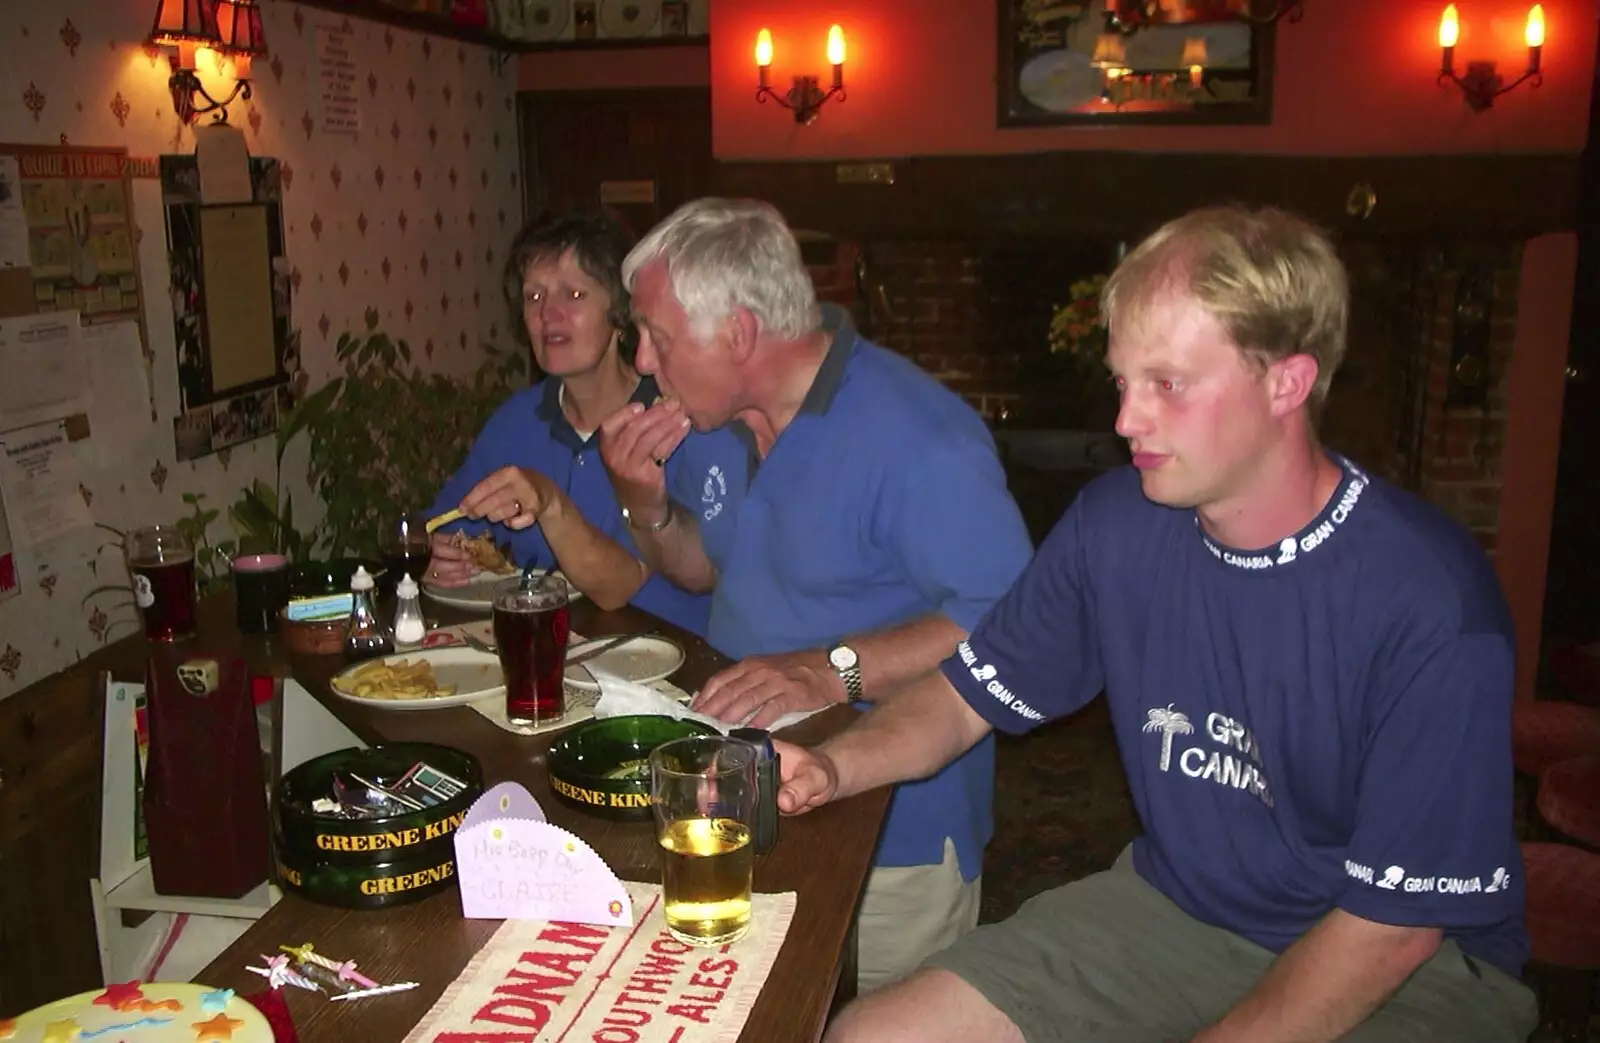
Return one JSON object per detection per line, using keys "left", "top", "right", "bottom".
{"left": 392, "top": 573, "right": 426, "bottom": 646}
{"left": 344, "top": 566, "right": 394, "bottom": 660}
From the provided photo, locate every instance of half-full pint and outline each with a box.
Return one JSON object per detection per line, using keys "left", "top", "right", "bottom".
{"left": 660, "top": 817, "right": 753, "bottom": 944}
{"left": 128, "top": 526, "right": 197, "bottom": 642}
{"left": 650, "top": 736, "right": 760, "bottom": 946}
{"left": 491, "top": 574, "right": 569, "bottom": 726}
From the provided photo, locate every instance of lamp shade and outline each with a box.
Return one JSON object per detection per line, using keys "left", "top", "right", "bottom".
{"left": 215, "top": 0, "right": 267, "bottom": 57}
{"left": 149, "top": 0, "right": 221, "bottom": 47}
{"left": 1180, "top": 37, "right": 1208, "bottom": 68}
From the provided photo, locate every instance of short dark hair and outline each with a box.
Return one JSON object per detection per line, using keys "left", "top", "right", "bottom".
{"left": 503, "top": 209, "right": 639, "bottom": 360}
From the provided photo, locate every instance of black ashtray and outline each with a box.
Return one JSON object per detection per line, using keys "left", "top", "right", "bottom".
{"left": 272, "top": 743, "right": 482, "bottom": 867}
{"left": 546, "top": 715, "right": 715, "bottom": 821}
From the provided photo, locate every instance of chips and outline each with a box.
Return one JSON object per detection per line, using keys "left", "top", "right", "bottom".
{"left": 331, "top": 658, "right": 458, "bottom": 701}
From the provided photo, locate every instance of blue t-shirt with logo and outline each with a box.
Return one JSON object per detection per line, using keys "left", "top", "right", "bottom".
{"left": 671, "top": 307, "right": 1035, "bottom": 880}
{"left": 429, "top": 377, "right": 711, "bottom": 637}
{"left": 941, "top": 457, "right": 1528, "bottom": 976}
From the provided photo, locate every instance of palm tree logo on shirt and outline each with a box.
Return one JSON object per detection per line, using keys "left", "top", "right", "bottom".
{"left": 1143, "top": 705, "right": 1194, "bottom": 772}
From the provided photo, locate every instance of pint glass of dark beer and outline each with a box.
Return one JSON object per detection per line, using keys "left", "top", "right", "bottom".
{"left": 128, "top": 526, "right": 198, "bottom": 642}
{"left": 492, "top": 575, "right": 569, "bottom": 727}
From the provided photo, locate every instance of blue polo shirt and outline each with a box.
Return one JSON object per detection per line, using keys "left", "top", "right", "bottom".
{"left": 428, "top": 376, "right": 710, "bottom": 637}
{"left": 942, "top": 457, "right": 1528, "bottom": 976}
{"left": 670, "top": 308, "right": 1034, "bottom": 880}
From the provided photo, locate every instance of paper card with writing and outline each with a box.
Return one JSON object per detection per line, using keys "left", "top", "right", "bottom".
{"left": 454, "top": 781, "right": 633, "bottom": 926}
{"left": 402, "top": 881, "right": 798, "bottom": 1043}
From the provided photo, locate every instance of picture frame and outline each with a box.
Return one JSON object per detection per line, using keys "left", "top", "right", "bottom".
{"left": 997, "top": 1, "right": 1279, "bottom": 127}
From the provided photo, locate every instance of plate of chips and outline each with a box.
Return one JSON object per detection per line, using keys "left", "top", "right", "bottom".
{"left": 328, "top": 649, "right": 505, "bottom": 710}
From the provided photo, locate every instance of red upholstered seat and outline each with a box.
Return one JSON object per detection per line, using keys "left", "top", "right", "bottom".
{"left": 1512, "top": 700, "right": 1600, "bottom": 778}
{"left": 1538, "top": 758, "right": 1600, "bottom": 851}
{"left": 1521, "top": 842, "right": 1600, "bottom": 970}
{"left": 1550, "top": 643, "right": 1600, "bottom": 706}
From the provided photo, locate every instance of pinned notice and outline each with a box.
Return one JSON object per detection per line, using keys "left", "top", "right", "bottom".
{"left": 454, "top": 781, "right": 635, "bottom": 926}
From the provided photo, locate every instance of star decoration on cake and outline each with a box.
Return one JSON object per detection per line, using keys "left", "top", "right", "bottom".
{"left": 41, "top": 1019, "right": 80, "bottom": 1042}
{"left": 0, "top": 1017, "right": 15, "bottom": 1039}
{"left": 93, "top": 980, "right": 144, "bottom": 1011}
{"left": 129, "top": 997, "right": 183, "bottom": 1012}
{"left": 191, "top": 1012, "right": 245, "bottom": 1040}
{"left": 199, "top": 989, "right": 234, "bottom": 1013}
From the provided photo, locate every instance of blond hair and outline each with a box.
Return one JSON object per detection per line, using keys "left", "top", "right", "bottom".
{"left": 1102, "top": 205, "right": 1349, "bottom": 407}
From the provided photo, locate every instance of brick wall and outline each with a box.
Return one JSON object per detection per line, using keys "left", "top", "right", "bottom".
{"left": 1323, "top": 243, "right": 1519, "bottom": 554}
{"left": 805, "top": 233, "right": 1520, "bottom": 553}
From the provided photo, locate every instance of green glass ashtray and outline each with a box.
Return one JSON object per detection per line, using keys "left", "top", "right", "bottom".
{"left": 546, "top": 715, "right": 716, "bottom": 821}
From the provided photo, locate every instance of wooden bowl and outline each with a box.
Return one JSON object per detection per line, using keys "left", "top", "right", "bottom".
{"left": 278, "top": 610, "right": 348, "bottom": 655}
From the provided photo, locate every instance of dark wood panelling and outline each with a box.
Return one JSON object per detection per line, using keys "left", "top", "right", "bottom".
{"left": 710, "top": 153, "right": 1582, "bottom": 243}
{"left": 0, "top": 640, "right": 148, "bottom": 1017}
{"left": 518, "top": 88, "right": 715, "bottom": 238}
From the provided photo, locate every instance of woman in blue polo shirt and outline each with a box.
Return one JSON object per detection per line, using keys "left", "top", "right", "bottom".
{"left": 424, "top": 210, "right": 709, "bottom": 636}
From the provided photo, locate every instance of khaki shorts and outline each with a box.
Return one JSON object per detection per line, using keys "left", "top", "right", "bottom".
{"left": 925, "top": 847, "right": 1537, "bottom": 1043}
{"left": 858, "top": 838, "right": 982, "bottom": 993}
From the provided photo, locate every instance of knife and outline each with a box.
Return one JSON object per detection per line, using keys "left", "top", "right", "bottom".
{"left": 566, "top": 631, "right": 652, "bottom": 668}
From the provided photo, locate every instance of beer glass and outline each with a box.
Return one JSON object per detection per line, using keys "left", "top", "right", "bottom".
{"left": 128, "top": 526, "right": 198, "bottom": 642}
{"left": 491, "top": 575, "right": 569, "bottom": 727}
{"left": 649, "top": 736, "right": 759, "bottom": 946}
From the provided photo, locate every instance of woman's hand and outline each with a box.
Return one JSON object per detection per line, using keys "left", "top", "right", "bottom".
{"left": 457, "top": 466, "right": 565, "bottom": 530}
{"left": 424, "top": 531, "right": 476, "bottom": 588}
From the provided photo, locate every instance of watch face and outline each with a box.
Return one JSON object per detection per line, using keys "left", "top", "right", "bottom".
{"left": 829, "top": 645, "right": 858, "bottom": 671}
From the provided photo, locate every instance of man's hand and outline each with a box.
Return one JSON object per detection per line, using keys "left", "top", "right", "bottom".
{"left": 773, "top": 739, "right": 839, "bottom": 815}
{"left": 458, "top": 465, "right": 563, "bottom": 530}
{"left": 425, "top": 531, "right": 476, "bottom": 588}
{"left": 598, "top": 397, "right": 690, "bottom": 521}
{"left": 692, "top": 650, "right": 846, "bottom": 729}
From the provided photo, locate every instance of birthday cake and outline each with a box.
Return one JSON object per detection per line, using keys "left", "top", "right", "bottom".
{"left": 0, "top": 981, "right": 272, "bottom": 1042}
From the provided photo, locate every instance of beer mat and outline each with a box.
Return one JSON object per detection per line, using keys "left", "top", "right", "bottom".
{"left": 421, "top": 624, "right": 691, "bottom": 736}
{"left": 401, "top": 881, "right": 797, "bottom": 1043}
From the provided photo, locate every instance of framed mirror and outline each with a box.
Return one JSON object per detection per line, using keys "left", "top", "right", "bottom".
{"left": 998, "top": 1, "right": 1280, "bottom": 127}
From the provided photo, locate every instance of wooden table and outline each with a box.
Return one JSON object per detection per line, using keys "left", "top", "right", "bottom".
{"left": 194, "top": 594, "right": 890, "bottom": 1043}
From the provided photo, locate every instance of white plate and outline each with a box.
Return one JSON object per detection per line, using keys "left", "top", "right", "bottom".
{"left": 421, "top": 569, "right": 582, "bottom": 612}
{"left": 565, "top": 634, "right": 685, "bottom": 692}
{"left": 329, "top": 647, "right": 504, "bottom": 711}
{"left": 1018, "top": 49, "right": 1099, "bottom": 114}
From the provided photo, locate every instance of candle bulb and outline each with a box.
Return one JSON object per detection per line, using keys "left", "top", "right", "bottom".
{"left": 755, "top": 28, "right": 772, "bottom": 90}
{"left": 1525, "top": 4, "right": 1544, "bottom": 75}
{"left": 1438, "top": 4, "right": 1459, "bottom": 76}
{"left": 826, "top": 25, "right": 845, "bottom": 91}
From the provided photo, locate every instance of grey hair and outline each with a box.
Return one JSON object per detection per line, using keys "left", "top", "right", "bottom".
{"left": 621, "top": 198, "right": 819, "bottom": 341}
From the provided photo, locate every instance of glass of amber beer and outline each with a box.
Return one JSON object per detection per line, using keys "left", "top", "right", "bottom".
{"left": 650, "top": 735, "right": 759, "bottom": 946}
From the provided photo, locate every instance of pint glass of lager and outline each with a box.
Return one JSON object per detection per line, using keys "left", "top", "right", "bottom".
{"left": 649, "top": 736, "right": 759, "bottom": 946}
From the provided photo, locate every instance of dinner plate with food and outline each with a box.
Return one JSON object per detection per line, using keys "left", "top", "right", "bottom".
{"left": 420, "top": 529, "right": 581, "bottom": 610}
{"left": 328, "top": 650, "right": 505, "bottom": 710}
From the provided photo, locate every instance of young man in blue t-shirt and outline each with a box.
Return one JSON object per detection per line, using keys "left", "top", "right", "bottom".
{"left": 775, "top": 206, "right": 1538, "bottom": 1042}
{"left": 597, "top": 199, "right": 1034, "bottom": 992}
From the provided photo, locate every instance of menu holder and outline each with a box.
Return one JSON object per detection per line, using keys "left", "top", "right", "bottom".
{"left": 453, "top": 781, "right": 634, "bottom": 927}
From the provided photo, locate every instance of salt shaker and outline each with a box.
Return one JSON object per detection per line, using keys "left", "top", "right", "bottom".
{"left": 392, "top": 573, "right": 426, "bottom": 647}
{"left": 344, "top": 566, "right": 394, "bottom": 661}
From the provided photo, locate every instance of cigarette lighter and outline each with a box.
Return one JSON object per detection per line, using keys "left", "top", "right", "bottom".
{"left": 731, "top": 727, "right": 780, "bottom": 855}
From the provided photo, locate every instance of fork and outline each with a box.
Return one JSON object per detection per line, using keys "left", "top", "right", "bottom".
{"left": 460, "top": 631, "right": 497, "bottom": 656}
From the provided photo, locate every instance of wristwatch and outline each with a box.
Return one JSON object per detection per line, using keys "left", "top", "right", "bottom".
{"left": 828, "top": 642, "right": 863, "bottom": 701}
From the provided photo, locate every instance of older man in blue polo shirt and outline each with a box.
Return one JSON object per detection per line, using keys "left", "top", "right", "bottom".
{"left": 597, "top": 198, "right": 1034, "bottom": 990}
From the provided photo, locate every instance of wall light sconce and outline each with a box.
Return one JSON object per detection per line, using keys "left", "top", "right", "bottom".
{"left": 1437, "top": 4, "right": 1543, "bottom": 112}
{"left": 148, "top": 0, "right": 265, "bottom": 125}
{"left": 1104, "top": 0, "right": 1304, "bottom": 37}
{"left": 754, "top": 25, "right": 846, "bottom": 125}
